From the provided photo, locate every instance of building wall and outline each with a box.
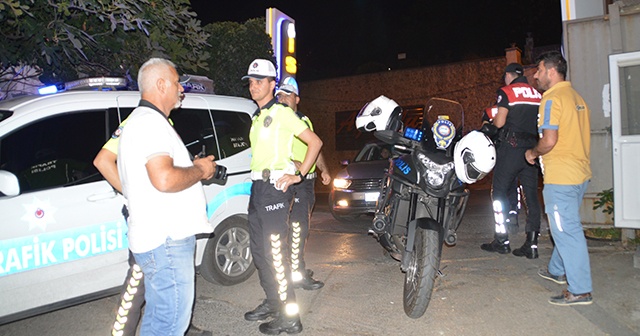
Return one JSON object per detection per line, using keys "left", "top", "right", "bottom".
{"left": 563, "top": 5, "right": 640, "bottom": 225}
{"left": 298, "top": 53, "right": 534, "bottom": 192}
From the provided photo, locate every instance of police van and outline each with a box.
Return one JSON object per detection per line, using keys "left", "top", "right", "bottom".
{"left": 0, "top": 78, "right": 255, "bottom": 323}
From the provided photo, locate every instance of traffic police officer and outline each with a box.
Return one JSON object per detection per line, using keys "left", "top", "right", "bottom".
{"left": 275, "top": 76, "right": 331, "bottom": 291}
{"left": 242, "top": 59, "right": 323, "bottom": 334}
{"left": 480, "top": 63, "right": 542, "bottom": 259}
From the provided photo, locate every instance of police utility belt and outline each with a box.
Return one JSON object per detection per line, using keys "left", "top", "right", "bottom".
{"left": 250, "top": 169, "right": 317, "bottom": 183}
{"left": 498, "top": 128, "right": 537, "bottom": 148}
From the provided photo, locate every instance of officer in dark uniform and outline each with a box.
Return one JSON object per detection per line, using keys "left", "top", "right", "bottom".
{"left": 481, "top": 105, "right": 521, "bottom": 231}
{"left": 242, "top": 59, "right": 323, "bottom": 335}
{"left": 480, "top": 63, "right": 542, "bottom": 259}
{"left": 275, "top": 76, "right": 331, "bottom": 291}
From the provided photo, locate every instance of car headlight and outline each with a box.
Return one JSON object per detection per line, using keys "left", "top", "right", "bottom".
{"left": 332, "top": 178, "right": 352, "bottom": 189}
{"left": 416, "top": 153, "right": 454, "bottom": 187}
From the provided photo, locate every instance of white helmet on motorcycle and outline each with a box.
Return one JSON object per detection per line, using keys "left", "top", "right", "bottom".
{"left": 454, "top": 131, "right": 496, "bottom": 184}
{"left": 355, "top": 95, "right": 402, "bottom": 132}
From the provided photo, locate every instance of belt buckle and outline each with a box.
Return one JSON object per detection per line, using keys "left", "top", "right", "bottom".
{"left": 261, "top": 169, "right": 270, "bottom": 182}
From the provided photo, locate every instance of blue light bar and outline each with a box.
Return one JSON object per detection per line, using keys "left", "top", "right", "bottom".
{"left": 38, "top": 85, "right": 59, "bottom": 95}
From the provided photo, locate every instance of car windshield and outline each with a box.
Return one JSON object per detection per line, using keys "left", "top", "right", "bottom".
{"left": 353, "top": 143, "right": 392, "bottom": 162}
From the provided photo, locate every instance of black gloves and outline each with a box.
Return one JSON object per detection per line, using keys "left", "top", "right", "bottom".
{"left": 479, "top": 122, "right": 498, "bottom": 137}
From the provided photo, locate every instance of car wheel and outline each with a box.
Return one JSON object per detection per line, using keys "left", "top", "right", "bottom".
{"left": 199, "top": 217, "right": 255, "bottom": 286}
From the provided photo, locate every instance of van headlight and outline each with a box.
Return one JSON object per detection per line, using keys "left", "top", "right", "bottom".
{"left": 416, "top": 153, "right": 454, "bottom": 187}
{"left": 332, "top": 178, "right": 352, "bottom": 189}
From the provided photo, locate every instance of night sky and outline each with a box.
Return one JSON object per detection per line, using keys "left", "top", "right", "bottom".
{"left": 189, "top": 1, "right": 563, "bottom": 81}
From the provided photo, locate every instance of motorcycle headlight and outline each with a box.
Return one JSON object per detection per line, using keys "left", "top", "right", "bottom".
{"left": 416, "top": 153, "right": 455, "bottom": 187}
{"left": 332, "top": 178, "right": 352, "bottom": 189}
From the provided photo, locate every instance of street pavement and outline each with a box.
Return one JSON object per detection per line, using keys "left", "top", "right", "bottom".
{"left": 0, "top": 189, "right": 639, "bottom": 335}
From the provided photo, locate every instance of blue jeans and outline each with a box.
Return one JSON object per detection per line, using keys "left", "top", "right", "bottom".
{"left": 133, "top": 236, "right": 196, "bottom": 336}
{"left": 543, "top": 182, "right": 592, "bottom": 294}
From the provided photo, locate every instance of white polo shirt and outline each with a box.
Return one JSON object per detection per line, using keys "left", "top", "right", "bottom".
{"left": 117, "top": 104, "right": 212, "bottom": 253}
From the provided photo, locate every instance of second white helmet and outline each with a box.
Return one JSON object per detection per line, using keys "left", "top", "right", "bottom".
{"left": 453, "top": 131, "right": 496, "bottom": 184}
{"left": 355, "top": 95, "right": 402, "bottom": 132}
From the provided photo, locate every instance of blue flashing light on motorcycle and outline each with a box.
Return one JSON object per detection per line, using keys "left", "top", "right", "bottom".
{"left": 403, "top": 127, "right": 423, "bottom": 142}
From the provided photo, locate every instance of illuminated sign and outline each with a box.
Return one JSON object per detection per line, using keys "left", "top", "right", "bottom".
{"left": 266, "top": 8, "right": 297, "bottom": 81}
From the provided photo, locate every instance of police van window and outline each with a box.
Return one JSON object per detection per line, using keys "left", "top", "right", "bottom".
{"left": 170, "top": 108, "right": 217, "bottom": 159}
{"left": 0, "top": 111, "right": 106, "bottom": 193}
{"left": 107, "top": 107, "right": 135, "bottom": 134}
{"left": 210, "top": 110, "right": 250, "bottom": 159}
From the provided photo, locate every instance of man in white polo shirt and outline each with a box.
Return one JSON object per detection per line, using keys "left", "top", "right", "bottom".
{"left": 117, "top": 58, "right": 216, "bottom": 336}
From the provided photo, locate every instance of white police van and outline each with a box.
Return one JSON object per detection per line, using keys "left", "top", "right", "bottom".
{"left": 0, "top": 78, "right": 255, "bottom": 323}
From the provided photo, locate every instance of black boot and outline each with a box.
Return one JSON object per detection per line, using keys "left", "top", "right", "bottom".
{"left": 245, "top": 300, "right": 281, "bottom": 321}
{"left": 258, "top": 314, "right": 303, "bottom": 335}
{"left": 480, "top": 234, "right": 511, "bottom": 254}
{"left": 293, "top": 269, "right": 324, "bottom": 290}
{"left": 512, "top": 231, "right": 539, "bottom": 259}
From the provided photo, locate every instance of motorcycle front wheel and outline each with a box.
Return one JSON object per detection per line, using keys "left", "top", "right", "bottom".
{"left": 403, "top": 227, "right": 442, "bottom": 318}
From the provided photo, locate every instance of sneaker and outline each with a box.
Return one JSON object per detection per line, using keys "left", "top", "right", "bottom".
{"left": 244, "top": 300, "right": 281, "bottom": 321}
{"left": 538, "top": 268, "right": 567, "bottom": 284}
{"left": 549, "top": 290, "right": 593, "bottom": 306}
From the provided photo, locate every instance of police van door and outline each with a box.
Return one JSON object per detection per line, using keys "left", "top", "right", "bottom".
{"left": 609, "top": 51, "right": 640, "bottom": 229}
{"left": 0, "top": 106, "right": 128, "bottom": 322}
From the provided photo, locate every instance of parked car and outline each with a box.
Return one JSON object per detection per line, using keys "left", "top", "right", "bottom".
{"left": 329, "top": 142, "right": 392, "bottom": 222}
{"left": 0, "top": 81, "right": 255, "bottom": 323}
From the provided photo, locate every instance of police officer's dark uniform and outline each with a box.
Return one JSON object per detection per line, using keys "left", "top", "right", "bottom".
{"left": 241, "top": 59, "right": 321, "bottom": 335}
{"left": 289, "top": 110, "right": 325, "bottom": 290}
{"left": 275, "top": 78, "right": 325, "bottom": 291}
{"left": 481, "top": 63, "right": 542, "bottom": 258}
{"left": 481, "top": 106, "right": 521, "bottom": 228}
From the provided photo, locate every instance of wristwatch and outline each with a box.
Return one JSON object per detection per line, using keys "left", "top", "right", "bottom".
{"left": 295, "top": 170, "right": 305, "bottom": 181}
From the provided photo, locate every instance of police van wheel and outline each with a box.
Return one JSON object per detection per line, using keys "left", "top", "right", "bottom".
{"left": 200, "top": 217, "right": 255, "bottom": 286}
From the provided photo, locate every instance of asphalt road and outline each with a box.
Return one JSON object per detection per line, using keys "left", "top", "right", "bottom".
{"left": 1, "top": 190, "right": 639, "bottom": 336}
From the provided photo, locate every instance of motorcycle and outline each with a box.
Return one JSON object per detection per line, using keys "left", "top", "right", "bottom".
{"left": 356, "top": 96, "right": 495, "bottom": 318}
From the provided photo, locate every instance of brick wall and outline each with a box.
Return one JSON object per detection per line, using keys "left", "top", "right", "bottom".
{"left": 297, "top": 55, "right": 519, "bottom": 192}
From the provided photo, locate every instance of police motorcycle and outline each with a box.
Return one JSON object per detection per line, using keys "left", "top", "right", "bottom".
{"left": 356, "top": 96, "right": 496, "bottom": 318}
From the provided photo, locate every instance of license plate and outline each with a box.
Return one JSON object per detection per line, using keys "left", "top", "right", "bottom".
{"left": 365, "top": 192, "right": 380, "bottom": 202}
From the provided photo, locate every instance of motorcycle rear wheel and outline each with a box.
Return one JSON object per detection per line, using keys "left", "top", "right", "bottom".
{"left": 403, "top": 227, "right": 442, "bottom": 318}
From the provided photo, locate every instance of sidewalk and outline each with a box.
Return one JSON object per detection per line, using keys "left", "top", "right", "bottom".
{"left": 457, "top": 188, "right": 640, "bottom": 335}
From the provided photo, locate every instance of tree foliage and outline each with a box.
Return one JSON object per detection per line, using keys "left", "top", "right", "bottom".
{"left": 203, "top": 18, "right": 274, "bottom": 98}
{"left": 0, "top": 0, "right": 210, "bottom": 87}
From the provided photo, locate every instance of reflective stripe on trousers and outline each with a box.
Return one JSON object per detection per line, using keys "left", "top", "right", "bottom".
{"left": 112, "top": 264, "right": 144, "bottom": 336}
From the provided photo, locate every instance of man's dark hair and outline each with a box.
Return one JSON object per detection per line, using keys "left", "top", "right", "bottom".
{"left": 535, "top": 51, "right": 567, "bottom": 79}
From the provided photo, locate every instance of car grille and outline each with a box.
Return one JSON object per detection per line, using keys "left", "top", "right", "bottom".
{"left": 350, "top": 178, "right": 383, "bottom": 191}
